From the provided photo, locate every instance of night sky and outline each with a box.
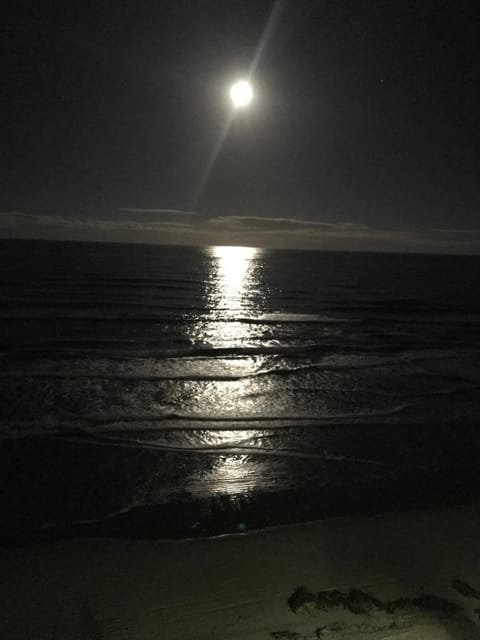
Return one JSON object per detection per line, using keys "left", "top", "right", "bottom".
{"left": 2, "top": 1, "right": 480, "bottom": 252}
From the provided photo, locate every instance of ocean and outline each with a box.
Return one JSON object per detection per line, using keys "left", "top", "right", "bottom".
{"left": 1, "top": 239, "right": 480, "bottom": 544}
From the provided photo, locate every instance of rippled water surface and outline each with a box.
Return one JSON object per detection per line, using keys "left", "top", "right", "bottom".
{"left": 1, "top": 239, "right": 480, "bottom": 539}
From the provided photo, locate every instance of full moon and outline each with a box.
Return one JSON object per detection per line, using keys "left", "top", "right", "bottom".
{"left": 230, "top": 80, "right": 253, "bottom": 108}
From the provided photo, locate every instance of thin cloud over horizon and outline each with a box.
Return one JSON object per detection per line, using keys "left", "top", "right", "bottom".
{"left": 1, "top": 210, "right": 480, "bottom": 255}
{"left": 118, "top": 208, "right": 199, "bottom": 216}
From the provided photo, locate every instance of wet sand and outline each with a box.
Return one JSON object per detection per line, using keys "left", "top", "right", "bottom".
{"left": 2, "top": 501, "right": 480, "bottom": 639}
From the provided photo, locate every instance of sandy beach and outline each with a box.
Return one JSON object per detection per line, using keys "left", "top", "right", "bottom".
{"left": 3, "top": 501, "right": 480, "bottom": 639}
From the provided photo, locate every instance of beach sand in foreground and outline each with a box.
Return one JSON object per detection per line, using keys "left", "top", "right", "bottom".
{"left": 2, "top": 502, "right": 480, "bottom": 639}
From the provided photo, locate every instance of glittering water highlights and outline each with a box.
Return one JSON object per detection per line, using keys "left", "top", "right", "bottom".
{"left": 1, "top": 239, "right": 480, "bottom": 541}
{"left": 190, "top": 245, "right": 265, "bottom": 349}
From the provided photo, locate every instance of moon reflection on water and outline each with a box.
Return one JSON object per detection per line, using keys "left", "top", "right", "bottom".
{"left": 199, "top": 246, "right": 268, "bottom": 494}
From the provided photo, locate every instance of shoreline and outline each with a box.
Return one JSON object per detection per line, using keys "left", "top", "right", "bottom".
{"left": 3, "top": 430, "right": 480, "bottom": 548}
{"left": 4, "top": 477, "right": 480, "bottom": 550}
{"left": 3, "top": 501, "right": 480, "bottom": 639}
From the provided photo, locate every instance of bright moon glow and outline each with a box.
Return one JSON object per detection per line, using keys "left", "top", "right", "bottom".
{"left": 230, "top": 80, "right": 253, "bottom": 108}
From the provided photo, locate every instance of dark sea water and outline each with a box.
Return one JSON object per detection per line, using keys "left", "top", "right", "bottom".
{"left": 1, "top": 239, "right": 480, "bottom": 544}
